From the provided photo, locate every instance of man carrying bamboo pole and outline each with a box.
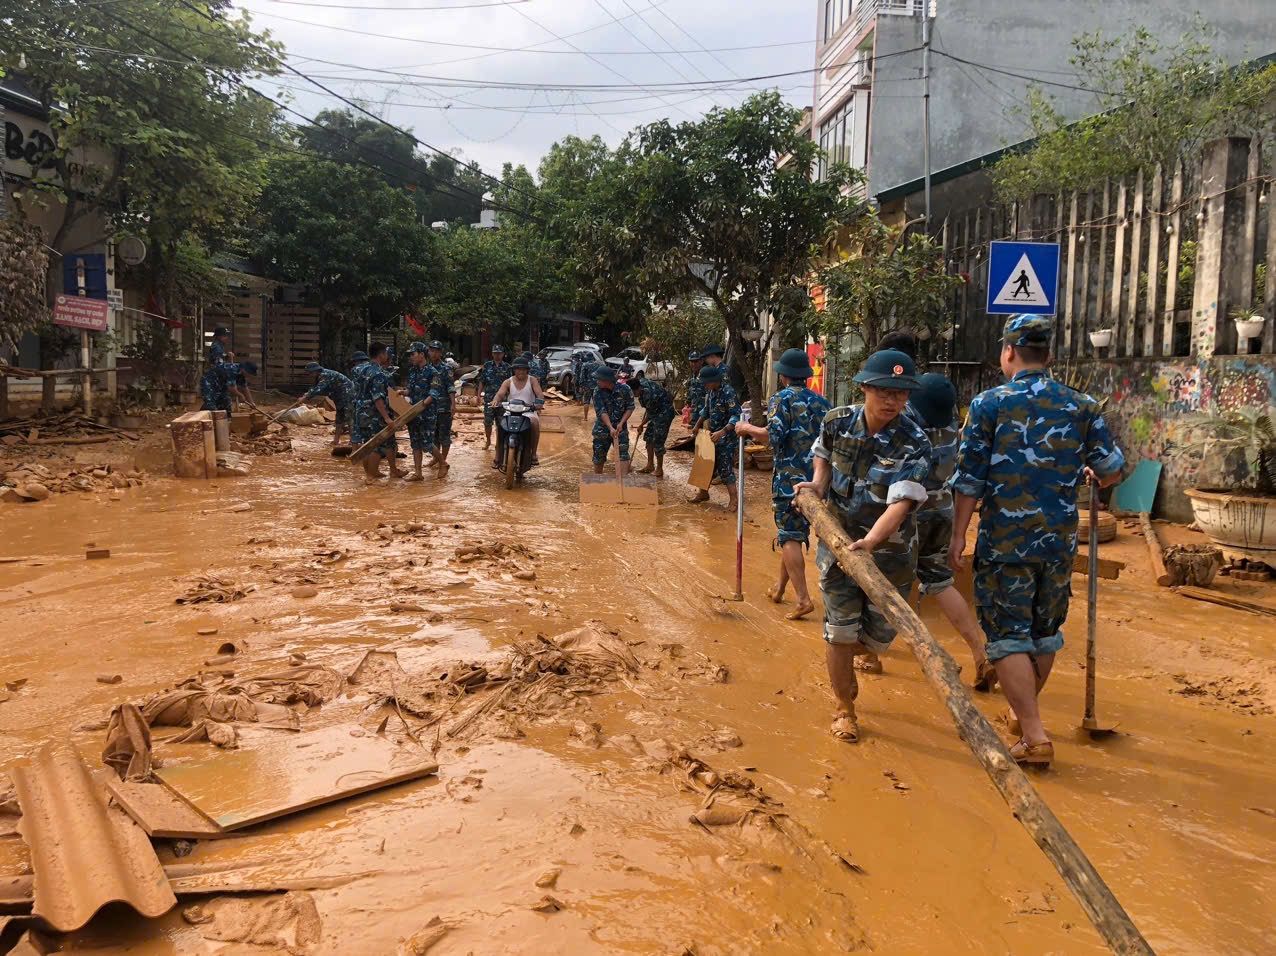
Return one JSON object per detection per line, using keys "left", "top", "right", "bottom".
{"left": 949, "top": 315, "right": 1125, "bottom": 767}
{"left": 796, "top": 349, "right": 931, "bottom": 742}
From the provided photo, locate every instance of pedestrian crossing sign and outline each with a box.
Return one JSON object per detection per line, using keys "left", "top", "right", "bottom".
{"left": 986, "top": 240, "right": 1060, "bottom": 315}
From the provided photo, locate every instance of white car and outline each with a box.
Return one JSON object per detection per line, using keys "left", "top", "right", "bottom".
{"left": 605, "top": 346, "right": 671, "bottom": 383}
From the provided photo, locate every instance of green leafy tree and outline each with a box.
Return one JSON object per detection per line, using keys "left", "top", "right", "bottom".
{"left": 253, "top": 154, "right": 438, "bottom": 336}
{"left": 0, "top": 221, "right": 50, "bottom": 352}
{"left": 814, "top": 214, "right": 961, "bottom": 361}
{"left": 994, "top": 25, "right": 1276, "bottom": 199}
{"left": 571, "top": 92, "right": 863, "bottom": 415}
{"left": 641, "top": 302, "right": 726, "bottom": 404}
{"left": 1, "top": 0, "right": 283, "bottom": 309}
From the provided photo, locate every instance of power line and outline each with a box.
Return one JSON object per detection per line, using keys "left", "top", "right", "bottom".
{"left": 931, "top": 49, "right": 1105, "bottom": 95}
{"left": 595, "top": 0, "right": 724, "bottom": 110}
{"left": 259, "top": 0, "right": 530, "bottom": 8}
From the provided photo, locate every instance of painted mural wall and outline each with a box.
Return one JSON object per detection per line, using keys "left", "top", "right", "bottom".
{"left": 1067, "top": 357, "right": 1276, "bottom": 521}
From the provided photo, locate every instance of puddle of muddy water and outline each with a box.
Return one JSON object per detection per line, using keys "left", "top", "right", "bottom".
{"left": 2, "top": 413, "right": 1274, "bottom": 954}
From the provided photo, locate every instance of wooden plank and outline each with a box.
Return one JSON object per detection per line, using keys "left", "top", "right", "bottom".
{"left": 1144, "top": 166, "right": 1163, "bottom": 356}
{"left": 1139, "top": 513, "right": 1170, "bottom": 587}
{"left": 104, "top": 777, "right": 226, "bottom": 840}
{"left": 1095, "top": 181, "right": 1111, "bottom": 344}
{"left": 1110, "top": 179, "right": 1128, "bottom": 354}
{"left": 41, "top": 375, "right": 55, "bottom": 412}
{"left": 1072, "top": 551, "right": 1125, "bottom": 581}
{"left": 170, "top": 412, "right": 215, "bottom": 480}
{"left": 794, "top": 491, "right": 1154, "bottom": 956}
{"left": 1125, "top": 169, "right": 1144, "bottom": 356}
{"left": 1176, "top": 585, "right": 1276, "bottom": 617}
{"left": 1063, "top": 191, "right": 1080, "bottom": 356}
{"left": 155, "top": 728, "right": 438, "bottom": 831}
{"left": 1267, "top": 143, "right": 1276, "bottom": 356}
{"left": 1075, "top": 190, "right": 1093, "bottom": 356}
{"left": 1163, "top": 161, "right": 1184, "bottom": 355}
{"left": 349, "top": 400, "right": 427, "bottom": 462}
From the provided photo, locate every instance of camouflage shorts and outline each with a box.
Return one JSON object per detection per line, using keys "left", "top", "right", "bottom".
{"left": 407, "top": 408, "right": 436, "bottom": 453}
{"left": 915, "top": 510, "right": 954, "bottom": 596}
{"left": 713, "top": 440, "right": 736, "bottom": 485}
{"left": 334, "top": 402, "right": 349, "bottom": 427}
{"left": 972, "top": 556, "right": 1071, "bottom": 662}
{"left": 434, "top": 409, "right": 453, "bottom": 448}
{"left": 592, "top": 425, "right": 630, "bottom": 464}
{"left": 642, "top": 413, "right": 674, "bottom": 453}
{"left": 773, "top": 497, "right": 809, "bottom": 545}
{"left": 483, "top": 398, "right": 499, "bottom": 428}
{"left": 816, "top": 540, "right": 916, "bottom": 653}
{"left": 352, "top": 416, "right": 396, "bottom": 459}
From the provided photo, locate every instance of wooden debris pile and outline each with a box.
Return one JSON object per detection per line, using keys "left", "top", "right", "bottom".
{"left": 176, "top": 574, "right": 256, "bottom": 604}
{"left": 0, "top": 411, "right": 140, "bottom": 446}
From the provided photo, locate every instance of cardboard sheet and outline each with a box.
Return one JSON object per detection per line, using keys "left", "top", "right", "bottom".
{"left": 156, "top": 728, "right": 438, "bottom": 831}
{"left": 688, "top": 430, "right": 716, "bottom": 490}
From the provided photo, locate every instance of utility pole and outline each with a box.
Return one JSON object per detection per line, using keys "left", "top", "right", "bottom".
{"left": 921, "top": 0, "right": 933, "bottom": 228}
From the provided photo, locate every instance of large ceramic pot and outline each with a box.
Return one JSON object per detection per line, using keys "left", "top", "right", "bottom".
{"left": 1184, "top": 488, "right": 1276, "bottom": 557}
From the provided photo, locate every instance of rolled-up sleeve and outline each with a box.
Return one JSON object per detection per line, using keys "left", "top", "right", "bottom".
{"left": 887, "top": 479, "right": 929, "bottom": 505}
{"left": 887, "top": 442, "right": 931, "bottom": 506}
{"left": 1086, "top": 412, "right": 1125, "bottom": 479}
{"left": 951, "top": 397, "right": 993, "bottom": 499}
{"left": 812, "top": 421, "right": 831, "bottom": 461}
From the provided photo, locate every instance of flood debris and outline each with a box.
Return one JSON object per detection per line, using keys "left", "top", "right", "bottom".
{"left": 85, "top": 548, "right": 111, "bottom": 560}
{"left": 176, "top": 574, "right": 255, "bottom": 604}
{"left": 534, "top": 868, "right": 562, "bottom": 889}
{"left": 530, "top": 894, "right": 565, "bottom": 913}
{"left": 95, "top": 673, "right": 122, "bottom": 684}
{"left": 1, "top": 461, "right": 143, "bottom": 502}
{"left": 182, "top": 891, "right": 322, "bottom": 954}
{"left": 400, "top": 916, "right": 450, "bottom": 955}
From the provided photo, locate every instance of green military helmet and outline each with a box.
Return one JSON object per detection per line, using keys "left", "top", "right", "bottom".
{"left": 911, "top": 372, "right": 958, "bottom": 428}
{"left": 1002, "top": 314, "right": 1054, "bottom": 347}
{"left": 406, "top": 341, "right": 427, "bottom": 355}
{"left": 773, "top": 347, "right": 814, "bottom": 380}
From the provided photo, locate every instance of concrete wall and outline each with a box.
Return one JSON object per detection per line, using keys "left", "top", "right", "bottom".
{"left": 868, "top": 0, "right": 1269, "bottom": 197}
{"left": 1054, "top": 356, "right": 1274, "bottom": 522}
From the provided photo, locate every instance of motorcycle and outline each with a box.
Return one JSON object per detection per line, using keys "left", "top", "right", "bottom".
{"left": 496, "top": 398, "right": 539, "bottom": 488}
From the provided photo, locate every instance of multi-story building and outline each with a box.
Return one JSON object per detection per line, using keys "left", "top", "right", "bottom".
{"left": 811, "top": 0, "right": 1263, "bottom": 210}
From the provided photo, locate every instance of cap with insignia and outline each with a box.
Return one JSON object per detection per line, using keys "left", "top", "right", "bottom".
{"left": 350, "top": 351, "right": 369, "bottom": 363}
{"left": 851, "top": 349, "right": 920, "bottom": 389}
{"left": 304, "top": 361, "right": 323, "bottom": 373}
{"left": 1003, "top": 314, "right": 1054, "bottom": 347}
{"left": 406, "top": 341, "right": 427, "bottom": 355}
{"left": 428, "top": 340, "right": 443, "bottom": 351}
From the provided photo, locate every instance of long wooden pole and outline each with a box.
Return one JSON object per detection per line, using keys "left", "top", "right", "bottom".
{"left": 350, "top": 400, "right": 427, "bottom": 462}
{"left": 795, "top": 490, "right": 1154, "bottom": 956}
{"left": 1138, "top": 513, "right": 1170, "bottom": 587}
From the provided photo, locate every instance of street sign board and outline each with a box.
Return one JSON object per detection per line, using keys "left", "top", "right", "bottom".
{"left": 53, "top": 294, "right": 109, "bottom": 332}
{"left": 107, "top": 289, "right": 124, "bottom": 310}
{"left": 987, "top": 240, "right": 1060, "bottom": 315}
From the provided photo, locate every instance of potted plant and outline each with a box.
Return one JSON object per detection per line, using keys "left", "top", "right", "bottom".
{"left": 1231, "top": 307, "right": 1267, "bottom": 340}
{"left": 1184, "top": 407, "right": 1276, "bottom": 560}
{"left": 1089, "top": 328, "right": 1114, "bottom": 348}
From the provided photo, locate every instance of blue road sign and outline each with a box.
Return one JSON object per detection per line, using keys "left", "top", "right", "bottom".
{"left": 986, "top": 240, "right": 1060, "bottom": 315}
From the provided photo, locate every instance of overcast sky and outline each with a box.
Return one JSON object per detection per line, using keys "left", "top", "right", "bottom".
{"left": 232, "top": 0, "right": 816, "bottom": 177}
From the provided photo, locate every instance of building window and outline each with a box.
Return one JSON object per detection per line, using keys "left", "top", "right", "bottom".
{"left": 824, "top": 0, "right": 855, "bottom": 41}
{"left": 817, "top": 98, "right": 855, "bottom": 180}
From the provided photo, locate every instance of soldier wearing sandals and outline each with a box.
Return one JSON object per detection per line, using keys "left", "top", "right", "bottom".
{"left": 796, "top": 349, "right": 931, "bottom": 743}
{"left": 949, "top": 315, "right": 1124, "bottom": 767}
{"left": 734, "top": 348, "right": 830, "bottom": 622}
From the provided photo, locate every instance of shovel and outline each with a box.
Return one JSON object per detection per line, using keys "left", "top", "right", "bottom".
{"left": 1082, "top": 477, "right": 1118, "bottom": 736}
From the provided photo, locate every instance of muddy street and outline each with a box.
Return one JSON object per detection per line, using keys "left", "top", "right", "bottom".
{"left": 2, "top": 411, "right": 1274, "bottom": 955}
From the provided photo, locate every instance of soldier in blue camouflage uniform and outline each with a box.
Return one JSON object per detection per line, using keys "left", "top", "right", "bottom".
{"left": 579, "top": 357, "right": 606, "bottom": 420}
{"left": 950, "top": 315, "right": 1125, "bottom": 766}
{"left": 570, "top": 351, "right": 587, "bottom": 403}
{"left": 905, "top": 373, "right": 997, "bottom": 692}
{"left": 428, "top": 341, "right": 454, "bottom": 477}
{"left": 695, "top": 365, "right": 741, "bottom": 510}
{"left": 591, "top": 366, "right": 635, "bottom": 478}
{"left": 797, "top": 349, "right": 931, "bottom": 743}
{"left": 351, "top": 342, "right": 405, "bottom": 481}
{"left": 207, "top": 326, "right": 231, "bottom": 367}
{"left": 736, "top": 348, "right": 831, "bottom": 620}
{"left": 403, "top": 342, "right": 438, "bottom": 481}
{"left": 632, "top": 376, "right": 676, "bottom": 477}
{"left": 478, "top": 345, "right": 511, "bottom": 449}
{"left": 301, "top": 362, "right": 353, "bottom": 448}
{"left": 530, "top": 351, "right": 550, "bottom": 392}
{"left": 200, "top": 360, "right": 256, "bottom": 413}
{"left": 684, "top": 351, "right": 705, "bottom": 417}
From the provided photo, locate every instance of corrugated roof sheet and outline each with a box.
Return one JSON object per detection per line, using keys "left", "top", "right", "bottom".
{"left": 10, "top": 745, "right": 175, "bottom": 932}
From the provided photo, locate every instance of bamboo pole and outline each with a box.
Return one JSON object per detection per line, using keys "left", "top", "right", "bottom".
{"left": 795, "top": 489, "right": 1154, "bottom": 956}
{"left": 349, "top": 400, "right": 427, "bottom": 462}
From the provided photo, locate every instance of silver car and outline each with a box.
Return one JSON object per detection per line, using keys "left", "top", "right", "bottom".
{"left": 543, "top": 345, "right": 601, "bottom": 395}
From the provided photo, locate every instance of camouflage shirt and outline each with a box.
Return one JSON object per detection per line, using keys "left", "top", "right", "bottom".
{"left": 530, "top": 356, "right": 549, "bottom": 390}
{"left": 405, "top": 363, "right": 435, "bottom": 405}
{"left": 768, "top": 386, "right": 832, "bottom": 501}
{"left": 303, "top": 369, "right": 353, "bottom": 410}
{"left": 208, "top": 340, "right": 227, "bottom": 367}
{"left": 702, "top": 383, "right": 741, "bottom": 438}
{"left": 581, "top": 361, "right": 607, "bottom": 390}
{"left": 905, "top": 402, "right": 959, "bottom": 520}
{"left": 813, "top": 405, "right": 932, "bottom": 546}
{"left": 430, "top": 361, "right": 454, "bottom": 410}
{"left": 952, "top": 369, "right": 1125, "bottom": 563}
{"left": 686, "top": 375, "right": 705, "bottom": 416}
{"left": 478, "top": 360, "right": 511, "bottom": 401}
{"left": 592, "top": 383, "right": 635, "bottom": 431}
{"left": 200, "top": 361, "right": 242, "bottom": 410}
{"left": 632, "top": 378, "right": 675, "bottom": 422}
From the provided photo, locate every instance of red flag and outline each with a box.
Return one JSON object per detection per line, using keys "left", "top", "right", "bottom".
{"left": 404, "top": 313, "right": 426, "bottom": 337}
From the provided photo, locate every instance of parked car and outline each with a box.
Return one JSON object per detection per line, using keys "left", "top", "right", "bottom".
{"left": 604, "top": 346, "right": 672, "bottom": 383}
{"left": 543, "top": 345, "right": 602, "bottom": 395}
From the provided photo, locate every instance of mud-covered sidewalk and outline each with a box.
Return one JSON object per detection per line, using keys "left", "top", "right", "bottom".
{"left": 1, "top": 408, "right": 1274, "bottom": 954}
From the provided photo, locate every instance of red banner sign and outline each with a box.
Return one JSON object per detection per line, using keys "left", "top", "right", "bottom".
{"left": 53, "top": 294, "right": 109, "bottom": 332}
{"left": 807, "top": 342, "right": 826, "bottom": 397}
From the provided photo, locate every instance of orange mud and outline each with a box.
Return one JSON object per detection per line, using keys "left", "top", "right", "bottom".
{"left": 2, "top": 408, "right": 1274, "bottom": 954}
